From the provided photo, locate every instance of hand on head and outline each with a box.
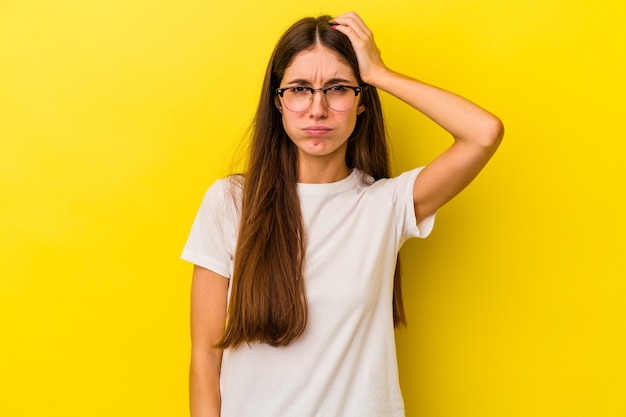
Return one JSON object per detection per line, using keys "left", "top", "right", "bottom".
{"left": 331, "top": 12, "right": 388, "bottom": 86}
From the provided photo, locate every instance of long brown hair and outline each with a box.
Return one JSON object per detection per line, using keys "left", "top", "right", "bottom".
{"left": 216, "top": 15, "right": 406, "bottom": 349}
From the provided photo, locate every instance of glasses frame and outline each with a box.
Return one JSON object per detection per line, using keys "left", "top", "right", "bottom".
{"left": 275, "top": 85, "right": 364, "bottom": 112}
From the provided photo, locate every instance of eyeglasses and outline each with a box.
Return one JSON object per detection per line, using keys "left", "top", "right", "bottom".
{"left": 275, "top": 85, "right": 364, "bottom": 112}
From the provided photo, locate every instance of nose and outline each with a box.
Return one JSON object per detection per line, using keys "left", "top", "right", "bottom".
{"left": 308, "top": 89, "right": 328, "bottom": 118}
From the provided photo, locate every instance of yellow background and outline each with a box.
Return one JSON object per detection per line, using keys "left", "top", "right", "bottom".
{"left": 1, "top": 1, "right": 624, "bottom": 416}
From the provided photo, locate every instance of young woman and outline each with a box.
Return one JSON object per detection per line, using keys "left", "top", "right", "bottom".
{"left": 183, "top": 12, "right": 503, "bottom": 417}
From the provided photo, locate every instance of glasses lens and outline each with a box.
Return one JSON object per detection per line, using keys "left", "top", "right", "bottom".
{"left": 282, "top": 87, "right": 357, "bottom": 112}
{"left": 283, "top": 88, "right": 310, "bottom": 112}
{"left": 325, "top": 86, "right": 356, "bottom": 111}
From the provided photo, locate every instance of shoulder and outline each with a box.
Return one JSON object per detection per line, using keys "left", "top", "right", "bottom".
{"left": 200, "top": 175, "right": 244, "bottom": 215}
{"left": 207, "top": 174, "right": 243, "bottom": 194}
{"left": 359, "top": 167, "right": 424, "bottom": 193}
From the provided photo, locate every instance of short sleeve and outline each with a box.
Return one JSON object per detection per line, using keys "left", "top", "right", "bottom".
{"left": 395, "top": 167, "right": 436, "bottom": 243}
{"left": 181, "top": 178, "right": 240, "bottom": 278}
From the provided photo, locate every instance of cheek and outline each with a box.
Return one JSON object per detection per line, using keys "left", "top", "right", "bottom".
{"left": 344, "top": 112, "right": 359, "bottom": 131}
{"left": 280, "top": 113, "right": 299, "bottom": 139}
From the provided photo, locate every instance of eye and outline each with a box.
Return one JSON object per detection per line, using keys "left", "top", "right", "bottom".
{"left": 327, "top": 85, "right": 350, "bottom": 95}
{"left": 291, "top": 86, "right": 310, "bottom": 94}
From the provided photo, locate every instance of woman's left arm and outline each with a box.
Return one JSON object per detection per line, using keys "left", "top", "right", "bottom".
{"left": 333, "top": 12, "right": 504, "bottom": 224}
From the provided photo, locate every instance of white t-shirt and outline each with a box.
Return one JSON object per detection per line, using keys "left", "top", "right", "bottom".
{"left": 182, "top": 167, "right": 435, "bottom": 417}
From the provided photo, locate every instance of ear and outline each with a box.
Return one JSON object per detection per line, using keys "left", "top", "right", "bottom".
{"left": 357, "top": 104, "right": 365, "bottom": 115}
{"left": 274, "top": 96, "right": 283, "bottom": 113}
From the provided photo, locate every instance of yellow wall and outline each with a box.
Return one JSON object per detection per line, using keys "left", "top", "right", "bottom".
{"left": 1, "top": 1, "right": 624, "bottom": 416}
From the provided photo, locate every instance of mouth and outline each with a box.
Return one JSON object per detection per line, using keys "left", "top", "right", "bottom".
{"left": 303, "top": 126, "right": 332, "bottom": 137}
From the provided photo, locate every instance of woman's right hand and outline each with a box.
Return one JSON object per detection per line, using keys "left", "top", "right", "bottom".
{"left": 331, "top": 11, "right": 389, "bottom": 86}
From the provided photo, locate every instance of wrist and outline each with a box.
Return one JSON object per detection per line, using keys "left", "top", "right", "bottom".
{"left": 361, "top": 66, "right": 395, "bottom": 90}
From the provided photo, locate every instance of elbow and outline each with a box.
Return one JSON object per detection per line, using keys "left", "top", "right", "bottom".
{"left": 491, "top": 115, "right": 505, "bottom": 144}
{"left": 476, "top": 115, "right": 504, "bottom": 151}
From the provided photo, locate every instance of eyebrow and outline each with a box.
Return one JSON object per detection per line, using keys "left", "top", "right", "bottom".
{"left": 283, "top": 77, "right": 356, "bottom": 86}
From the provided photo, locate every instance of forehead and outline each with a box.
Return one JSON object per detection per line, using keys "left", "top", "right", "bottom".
{"left": 282, "top": 45, "right": 357, "bottom": 83}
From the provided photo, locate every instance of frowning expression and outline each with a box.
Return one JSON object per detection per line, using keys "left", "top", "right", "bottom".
{"left": 275, "top": 45, "right": 365, "bottom": 163}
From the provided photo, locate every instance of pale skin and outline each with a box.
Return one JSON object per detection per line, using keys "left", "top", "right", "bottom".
{"left": 275, "top": 45, "right": 365, "bottom": 184}
{"left": 189, "top": 11, "right": 503, "bottom": 417}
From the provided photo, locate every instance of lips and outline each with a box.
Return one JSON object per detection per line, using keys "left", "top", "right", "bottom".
{"left": 303, "top": 126, "right": 332, "bottom": 137}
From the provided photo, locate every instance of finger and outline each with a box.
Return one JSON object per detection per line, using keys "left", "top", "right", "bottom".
{"left": 332, "top": 20, "right": 371, "bottom": 50}
{"left": 332, "top": 12, "right": 371, "bottom": 40}
{"left": 333, "top": 11, "right": 370, "bottom": 34}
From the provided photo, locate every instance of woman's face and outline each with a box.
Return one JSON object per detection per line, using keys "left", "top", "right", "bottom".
{"left": 275, "top": 45, "right": 364, "bottom": 166}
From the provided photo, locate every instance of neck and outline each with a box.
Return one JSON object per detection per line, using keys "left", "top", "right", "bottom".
{"left": 297, "top": 156, "right": 351, "bottom": 184}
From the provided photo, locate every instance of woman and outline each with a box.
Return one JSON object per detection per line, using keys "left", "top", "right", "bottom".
{"left": 183, "top": 12, "right": 503, "bottom": 417}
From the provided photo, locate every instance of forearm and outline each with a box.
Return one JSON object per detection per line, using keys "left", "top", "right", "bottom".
{"left": 366, "top": 67, "right": 503, "bottom": 147}
{"left": 190, "top": 349, "right": 222, "bottom": 417}
{"left": 332, "top": 11, "right": 502, "bottom": 147}
{"left": 189, "top": 266, "right": 229, "bottom": 417}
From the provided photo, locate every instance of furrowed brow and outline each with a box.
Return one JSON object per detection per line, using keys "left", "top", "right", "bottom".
{"left": 283, "top": 77, "right": 355, "bottom": 87}
{"left": 283, "top": 78, "right": 313, "bottom": 86}
{"left": 323, "top": 78, "right": 355, "bottom": 86}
